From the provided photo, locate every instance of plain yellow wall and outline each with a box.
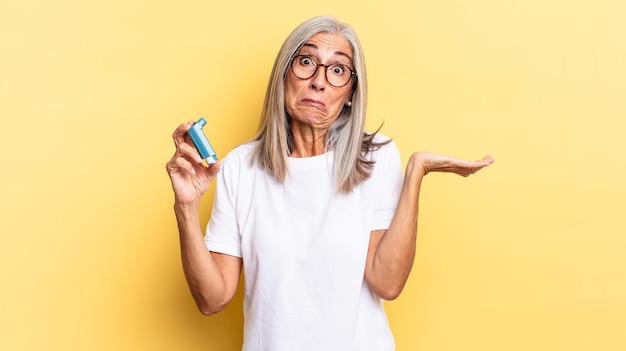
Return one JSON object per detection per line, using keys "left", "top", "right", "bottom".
{"left": 1, "top": 0, "right": 625, "bottom": 350}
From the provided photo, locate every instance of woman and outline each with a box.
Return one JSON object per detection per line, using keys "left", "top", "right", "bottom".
{"left": 166, "top": 15, "right": 493, "bottom": 351}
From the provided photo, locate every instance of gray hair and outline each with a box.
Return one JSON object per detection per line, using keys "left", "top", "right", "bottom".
{"left": 251, "top": 15, "right": 387, "bottom": 193}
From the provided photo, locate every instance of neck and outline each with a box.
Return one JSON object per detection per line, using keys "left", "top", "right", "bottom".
{"left": 290, "top": 121, "right": 328, "bottom": 158}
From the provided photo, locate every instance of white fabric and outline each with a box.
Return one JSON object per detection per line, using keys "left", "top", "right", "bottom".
{"left": 205, "top": 135, "right": 403, "bottom": 351}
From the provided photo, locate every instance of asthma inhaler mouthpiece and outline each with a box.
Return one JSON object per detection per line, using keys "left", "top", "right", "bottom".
{"left": 187, "top": 118, "right": 218, "bottom": 164}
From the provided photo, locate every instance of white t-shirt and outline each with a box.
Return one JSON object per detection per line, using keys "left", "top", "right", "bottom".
{"left": 205, "top": 135, "right": 403, "bottom": 351}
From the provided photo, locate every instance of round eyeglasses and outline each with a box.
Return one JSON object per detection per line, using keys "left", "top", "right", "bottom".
{"left": 290, "top": 55, "right": 356, "bottom": 87}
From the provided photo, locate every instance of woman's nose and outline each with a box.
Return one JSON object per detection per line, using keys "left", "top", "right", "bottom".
{"left": 310, "top": 65, "right": 327, "bottom": 90}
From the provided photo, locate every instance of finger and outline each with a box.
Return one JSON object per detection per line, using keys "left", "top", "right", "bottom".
{"left": 166, "top": 154, "right": 195, "bottom": 176}
{"left": 475, "top": 155, "right": 494, "bottom": 165}
{"left": 177, "top": 142, "right": 203, "bottom": 164}
{"left": 206, "top": 160, "right": 221, "bottom": 177}
{"left": 461, "top": 156, "right": 493, "bottom": 171}
{"left": 173, "top": 154, "right": 197, "bottom": 175}
{"left": 462, "top": 156, "right": 494, "bottom": 176}
{"left": 172, "top": 121, "right": 196, "bottom": 148}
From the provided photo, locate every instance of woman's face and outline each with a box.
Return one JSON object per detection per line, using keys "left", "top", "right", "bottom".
{"left": 284, "top": 32, "right": 354, "bottom": 132}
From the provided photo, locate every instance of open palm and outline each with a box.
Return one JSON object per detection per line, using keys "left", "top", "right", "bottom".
{"left": 412, "top": 152, "right": 494, "bottom": 177}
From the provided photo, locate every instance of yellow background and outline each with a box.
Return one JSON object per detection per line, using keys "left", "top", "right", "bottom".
{"left": 1, "top": 0, "right": 624, "bottom": 350}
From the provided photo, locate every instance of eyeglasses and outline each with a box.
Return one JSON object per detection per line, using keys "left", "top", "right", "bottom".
{"left": 290, "top": 55, "right": 356, "bottom": 87}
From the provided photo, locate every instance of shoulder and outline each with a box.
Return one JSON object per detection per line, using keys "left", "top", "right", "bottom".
{"left": 366, "top": 133, "right": 400, "bottom": 160}
{"left": 366, "top": 133, "right": 403, "bottom": 181}
{"left": 215, "top": 142, "right": 260, "bottom": 194}
{"left": 221, "top": 142, "right": 256, "bottom": 166}
{"left": 217, "top": 142, "right": 259, "bottom": 184}
{"left": 369, "top": 132, "right": 393, "bottom": 144}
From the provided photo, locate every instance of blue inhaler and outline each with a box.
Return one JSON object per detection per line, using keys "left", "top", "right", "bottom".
{"left": 187, "top": 118, "right": 218, "bottom": 165}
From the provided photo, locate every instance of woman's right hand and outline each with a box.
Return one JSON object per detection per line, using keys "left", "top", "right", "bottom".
{"left": 165, "top": 121, "right": 221, "bottom": 206}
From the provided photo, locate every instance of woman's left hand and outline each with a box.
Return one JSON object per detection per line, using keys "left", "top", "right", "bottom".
{"left": 410, "top": 152, "right": 494, "bottom": 177}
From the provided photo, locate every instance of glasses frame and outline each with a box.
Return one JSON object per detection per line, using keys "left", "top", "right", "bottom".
{"left": 290, "top": 55, "right": 357, "bottom": 88}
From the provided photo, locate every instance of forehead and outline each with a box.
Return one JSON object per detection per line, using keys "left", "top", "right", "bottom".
{"left": 298, "top": 32, "right": 353, "bottom": 59}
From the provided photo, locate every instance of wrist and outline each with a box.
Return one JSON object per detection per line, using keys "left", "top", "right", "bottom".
{"left": 174, "top": 201, "right": 200, "bottom": 221}
{"left": 407, "top": 153, "right": 428, "bottom": 178}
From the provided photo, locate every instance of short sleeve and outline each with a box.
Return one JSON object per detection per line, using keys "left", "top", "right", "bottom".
{"left": 204, "top": 152, "right": 243, "bottom": 258}
{"left": 367, "top": 138, "right": 404, "bottom": 231}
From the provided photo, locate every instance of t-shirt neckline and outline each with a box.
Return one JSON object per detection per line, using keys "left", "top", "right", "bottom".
{"left": 287, "top": 151, "right": 334, "bottom": 170}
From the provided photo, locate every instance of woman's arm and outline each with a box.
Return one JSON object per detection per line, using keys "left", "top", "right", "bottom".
{"left": 175, "top": 203, "right": 242, "bottom": 315}
{"left": 166, "top": 122, "right": 242, "bottom": 315}
{"left": 364, "top": 152, "right": 494, "bottom": 300}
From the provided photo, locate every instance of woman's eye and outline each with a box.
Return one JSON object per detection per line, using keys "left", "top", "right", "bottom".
{"left": 330, "top": 65, "right": 346, "bottom": 75}
{"left": 299, "top": 57, "right": 313, "bottom": 66}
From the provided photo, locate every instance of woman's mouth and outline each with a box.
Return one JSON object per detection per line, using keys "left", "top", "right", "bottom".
{"left": 300, "top": 99, "right": 327, "bottom": 111}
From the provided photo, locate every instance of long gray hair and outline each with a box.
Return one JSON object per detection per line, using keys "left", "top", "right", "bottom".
{"left": 251, "top": 15, "right": 388, "bottom": 193}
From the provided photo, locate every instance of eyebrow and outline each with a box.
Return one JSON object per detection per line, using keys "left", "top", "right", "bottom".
{"left": 301, "top": 43, "right": 353, "bottom": 61}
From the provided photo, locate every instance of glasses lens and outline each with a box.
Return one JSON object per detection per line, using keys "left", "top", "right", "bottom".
{"left": 326, "top": 64, "right": 351, "bottom": 87}
{"left": 292, "top": 56, "right": 316, "bottom": 80}
{"left": 291, "top": 55, "right": 355, "bottom": 87}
